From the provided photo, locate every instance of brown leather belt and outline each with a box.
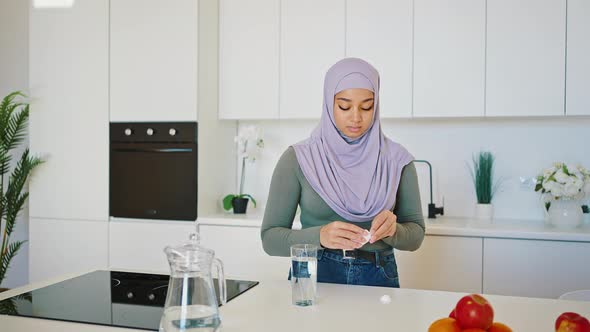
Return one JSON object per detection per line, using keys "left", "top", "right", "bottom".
{"left": 322, "top": 248, "right": 393, "bottom": 266}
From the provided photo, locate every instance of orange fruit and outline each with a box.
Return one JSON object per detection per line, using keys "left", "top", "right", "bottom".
{"left": 428, "top": 317, "right": 461, "bottom": 332}
{"left": 462, "top": 329, "right": 487, "bottom": 332}
{"left": 489, "top": 322, "right": 513, "bottom": 332}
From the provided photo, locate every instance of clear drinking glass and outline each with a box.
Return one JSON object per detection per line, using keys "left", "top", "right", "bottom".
{"left": 290, "top": 244, "right": 318, "bottom": 306}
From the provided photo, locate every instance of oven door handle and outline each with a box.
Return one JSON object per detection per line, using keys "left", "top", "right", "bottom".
{"left": 112, "top": 148, "right": 193, "bottom": 153}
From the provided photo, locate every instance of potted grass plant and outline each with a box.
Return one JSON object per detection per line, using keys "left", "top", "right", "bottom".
{"left": 468, "top": 151, "right": 499, "bottom": 221}
{"left": 0, "top": 91, "right": 43, "bottom": 290}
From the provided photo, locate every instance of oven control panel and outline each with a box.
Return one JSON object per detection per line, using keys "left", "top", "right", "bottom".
{"left": 110, "top": 122, "right": 198, "bottom": 143}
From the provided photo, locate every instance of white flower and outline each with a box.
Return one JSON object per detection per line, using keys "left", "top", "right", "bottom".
{"left": 564, "top": 182, "right": 581, "bottom": 197}
{"left": 566, "top": 163, "right": 577, "bottom": 174}
{"left": 554, "top": 169, "right": 569, "bottom": 184}
{"left": 536, "top": 162, "right": 590, "bottom": 199}
{"left": 542, "top": 180, "right": 555, "bottom": 192}
{"left": 551, "top": 185, "right": 564, "bottom": 198}
{"left": 236, "top": 125, "right": 264, "bottom": 162}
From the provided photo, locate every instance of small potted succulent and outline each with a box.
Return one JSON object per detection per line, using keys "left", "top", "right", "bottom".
{"left": 468, "top": 151, "right": 500, "bottom": 221}
{"left": 222, "top": 125, "right": 264, "bottom": 214}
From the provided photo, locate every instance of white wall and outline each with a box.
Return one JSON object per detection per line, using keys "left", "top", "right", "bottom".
{"left": 0, "top": 0, "right": 29, "bottom": 288}
{"left": 198, "top": 0, "right": 237, "bottom": 215}
{"left": 239, "top": 117, "right": 590, "bottom": 221}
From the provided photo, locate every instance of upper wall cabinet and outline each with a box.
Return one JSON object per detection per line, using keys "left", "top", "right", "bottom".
{"left": 346, "top": 0, "right": 412, "bottom": 118}
{"left": 413, "top": 0, "right": 485, "bottom": 117}
{"left": 280, "top": 0, "right": 345, "bottom": 119}
{"left": 486, "top": 0, "right": 566, "bottom": 117}
{"left": 110, "top": 0, "right": 198, "bottom": 122}
{"left": 566, "top": 0, "right": 590, "bottom": 116}
{"left": 29, "top": 0, "right": 109, "bottom": 221}
{"left": 219, "top": 0, "right": 280, "bottom": 120}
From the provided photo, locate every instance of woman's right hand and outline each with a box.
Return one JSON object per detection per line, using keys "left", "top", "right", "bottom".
{"left": 319, "top": 221, "right": 367, "bottom": 250}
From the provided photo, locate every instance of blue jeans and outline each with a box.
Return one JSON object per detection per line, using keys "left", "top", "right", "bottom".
{"left": 290, "top": 249, "right": 400, "bottom": 288}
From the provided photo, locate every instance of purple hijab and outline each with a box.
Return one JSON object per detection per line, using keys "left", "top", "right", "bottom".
{"left": 293, "top": 58, "right": 413, "bottom": 222}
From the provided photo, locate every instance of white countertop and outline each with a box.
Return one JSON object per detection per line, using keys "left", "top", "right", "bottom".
{"left": 2, "top": 270, "right": 590, "bottom": 331}
{"left": 197, "top": 212, "right": 590, "bottom": 242}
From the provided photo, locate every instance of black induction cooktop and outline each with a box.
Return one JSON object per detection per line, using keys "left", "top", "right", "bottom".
{"left": 0, "top": 270, "right": 258, "bottom": 331}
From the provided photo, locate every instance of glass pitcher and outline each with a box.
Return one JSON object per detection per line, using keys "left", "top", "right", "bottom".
{"left": 160, "top": 233, "right": 227, "bottom": 332}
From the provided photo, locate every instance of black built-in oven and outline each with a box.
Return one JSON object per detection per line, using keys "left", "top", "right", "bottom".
{"left": 110, "top": 122, "right": 197, "bottom": 221}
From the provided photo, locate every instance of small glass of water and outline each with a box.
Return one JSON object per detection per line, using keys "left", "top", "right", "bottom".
{"left": 290, "top": 244, "right": 318, "bottom": 306}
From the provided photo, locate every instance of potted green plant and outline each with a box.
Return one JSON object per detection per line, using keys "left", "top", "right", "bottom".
{"left": 222, "top": 125, "right": 263, "bottom": 214}
{"left": 468, "top": 151, "right": 499, "bottom": 221}
{"left": 0, "top": 91, "right": 43, "bottom": 289}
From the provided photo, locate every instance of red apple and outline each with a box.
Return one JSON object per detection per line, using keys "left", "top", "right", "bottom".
{"left": 555, "top": 312, "right": 590, "bottom": 332}
{"left": 449, "top": 308, "right": 456, "bottom": 319}
{"left": 453, "top": 294, "right": 494, "bottom": 330}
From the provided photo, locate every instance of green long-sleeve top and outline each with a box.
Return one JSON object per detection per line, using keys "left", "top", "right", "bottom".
{"left": 261, "top": 147, "right": 425, "bottom": 257}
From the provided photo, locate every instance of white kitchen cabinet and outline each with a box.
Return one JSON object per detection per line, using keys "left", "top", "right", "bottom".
{"left": 29, "top": 218, "right": 109, "bottom": 283}
{"left": 566, "top": 0, "right": 590, "bottom": 116}
{"left": 346, "top": 0, "right": 412, "bottom": 118}
{"left": 109, "top": 220, "right": 197, "bottom": 273}
{"left": 395, "top": 235, "right": 483, "bottom": 293}
{"left": 29, "top": 0, "right": 109, "bottom": 221}
{"left": 219, "top": 0, "right": 279, "bottom": 120}
{"left": 483, "top": 238, "right": 590, "bottom": 299}
{"left": 198, "top": 224, "right": 289, "bottom": 281}
{"left": 280, "top": 0, "right": 345, "bottom": 119}
{"left": 412, "top": 0, "right": 485, "bottom": 117}
{"left": 486, "top": 0, "right": 566, "bottom": 117}
{"left": 110, "top": 0, "right": 198, "bottom": 122}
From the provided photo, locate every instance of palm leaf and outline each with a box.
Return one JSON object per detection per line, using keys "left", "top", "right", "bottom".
{"left": 16, "top": 291, "right": 32, "bottom": 302}
{"left": 0, "top": 148, "right": 11, "bottom": 176}
{"left": 0, "top": 241, "right": 25, "bottom": 285}
{"left": 6, "top": 150, "right": 43, "bottom": 200}
{"left": 3, "top": 104, "right": 29, "bottom": 151}
{"left": 0, "top": 91, "right": 25, "bottom": 113}
{"left": 4, "top": 193, "right": 28, "bottom": 238}
{"left": 0, "top": 298, "right": 18, "bottom": 315}
{"left": 0, "top": 91, "right": 41, "bottom": 287}
{"left": 0, "top": 91, "right": 25, "bottom": 134}
{"left": 3, "top": 150, "right": 42, "bottom": 245}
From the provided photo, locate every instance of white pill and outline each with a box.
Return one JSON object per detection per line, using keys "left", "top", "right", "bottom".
{"left": 379, "top": 295, "right": 391, "bottom": 304}
{"left": 361, "top": 230, "right": 371, "bottom": 244}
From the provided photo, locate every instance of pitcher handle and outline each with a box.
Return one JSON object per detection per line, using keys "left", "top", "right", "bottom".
{"left": 213, "top": 257, "right": 227, "bottom": 305}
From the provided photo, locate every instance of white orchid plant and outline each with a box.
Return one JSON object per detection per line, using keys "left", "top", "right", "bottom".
{"left": 222, "top": 125, "right": 264, "bottom": 212}
{"left": 535, "top": 163, "right": 590, "bottom": 206}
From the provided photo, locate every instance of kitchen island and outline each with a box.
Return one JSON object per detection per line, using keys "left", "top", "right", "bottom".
{"left": 1, "top": 270, "right": 589, "bottom": 331}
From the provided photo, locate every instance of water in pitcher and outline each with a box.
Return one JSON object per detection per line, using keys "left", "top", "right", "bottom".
{"left": 160, "top": 305, "right": 221, "bottom": 332}
{"left": 291, "top": 256, "right": 317, "bottom": 306}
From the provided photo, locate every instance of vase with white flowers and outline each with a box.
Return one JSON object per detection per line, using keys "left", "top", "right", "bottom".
{"left": 535, "top": 162, "right": 590, "bottom": 228}
{"left": 222, "top": 125, "right": 264, "bottom": 214}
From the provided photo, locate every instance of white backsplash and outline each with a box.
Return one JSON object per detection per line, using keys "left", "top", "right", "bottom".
{"left": 238, "top": 117, "right": 590, "bottom": 221}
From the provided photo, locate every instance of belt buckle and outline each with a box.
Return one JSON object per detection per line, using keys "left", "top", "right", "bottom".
{"left": 342, "top": 249, "right": 356, "bottom": 259}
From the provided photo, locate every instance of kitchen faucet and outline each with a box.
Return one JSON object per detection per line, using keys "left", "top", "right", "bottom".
{"left": 413, "top": 160, "right": 444, "bottom": 219}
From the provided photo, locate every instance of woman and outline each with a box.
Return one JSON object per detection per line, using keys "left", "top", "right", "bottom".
{"left": 261, "top": 58, "right": 424, "bottom": 288}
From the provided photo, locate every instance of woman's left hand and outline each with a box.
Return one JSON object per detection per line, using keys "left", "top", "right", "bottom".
{"left": 369, "top": 210, "right": 397, "bottom": 244}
